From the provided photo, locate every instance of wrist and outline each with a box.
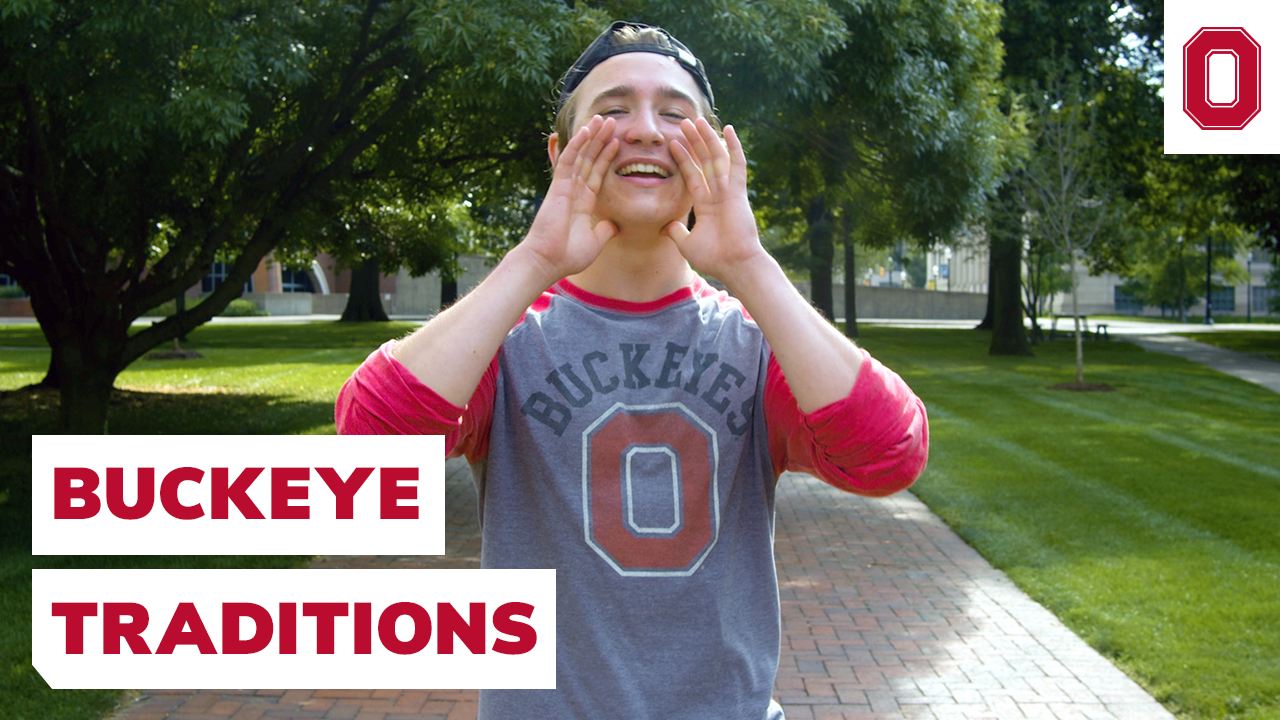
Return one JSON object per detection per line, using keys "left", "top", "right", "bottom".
{"left": 716, "top": 251, "right": 784, "bottom": 300}
{"left": 506, "top": 243, "right": 569, "bottom": 294}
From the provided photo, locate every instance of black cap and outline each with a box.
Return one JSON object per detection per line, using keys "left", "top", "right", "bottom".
{"left": 556, "top": 21, "right": 714, "bottom": 114}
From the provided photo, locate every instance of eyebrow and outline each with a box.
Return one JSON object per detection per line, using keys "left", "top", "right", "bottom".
{"left": 587, "top": 83, "right": 700, "bottom": 110}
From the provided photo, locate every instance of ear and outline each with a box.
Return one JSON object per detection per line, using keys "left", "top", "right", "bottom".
{"left": 548, "top": 132, "right": 560, "bottom": 166}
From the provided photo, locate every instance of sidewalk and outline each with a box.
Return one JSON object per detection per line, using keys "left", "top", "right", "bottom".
{"left": 1120, "top": 333, "right": 1280, "bottom": 394}
{"left": 110, "top": 461, "right": 1174, "bottom": 720}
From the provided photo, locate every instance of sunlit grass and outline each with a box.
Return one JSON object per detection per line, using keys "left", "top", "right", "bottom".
{"left": 5, "top": 321, "right": 1279, "bottom": 719}
{"left": 1180, "top": 330, "right": 1280, "bottom": 361}
{"left": 857, "top": 327, "right": 1280, "bottom": 720}
{"left": 1, "top": 321, "right": 410, "bottom": 720}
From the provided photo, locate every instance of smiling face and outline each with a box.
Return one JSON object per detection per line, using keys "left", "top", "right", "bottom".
{"left": 551, "top": 52, "right": 710, "bottom": 233}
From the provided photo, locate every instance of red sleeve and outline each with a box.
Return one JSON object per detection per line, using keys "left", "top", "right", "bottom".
{"left": 334, "top": 340, "right": 497, "bottom": 460}
{"left": 765, "top": 348, "right": 928, "bottom": 497}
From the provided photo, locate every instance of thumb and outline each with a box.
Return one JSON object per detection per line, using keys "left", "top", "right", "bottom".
{"left": 661, "top": 220, "right": 690, "bottom": 244}
{"left": 593, "top": 219, "right": 619, "bottom": 244}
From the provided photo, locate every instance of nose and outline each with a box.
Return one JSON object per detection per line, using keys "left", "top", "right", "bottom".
{"left": 622, "top": 107, "right": 664, "bottom": 146}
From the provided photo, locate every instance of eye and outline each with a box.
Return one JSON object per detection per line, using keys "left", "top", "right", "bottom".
{"left": 600, "top": 107, "right": 628, "bottom": 116}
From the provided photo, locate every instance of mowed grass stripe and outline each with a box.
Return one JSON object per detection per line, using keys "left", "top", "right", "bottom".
{"left": 860, "top": 328, "right": 1280, "bottom": 719}
{"left": 1022, "top": 392, "right": 1280, "bottom": 481}
{"left": 925, "top": 402, "right": 1266, "bottom": 565}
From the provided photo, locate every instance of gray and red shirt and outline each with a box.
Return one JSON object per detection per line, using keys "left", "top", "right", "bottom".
{"left": 337, "top": 276, "right": 928, "bottom": 720}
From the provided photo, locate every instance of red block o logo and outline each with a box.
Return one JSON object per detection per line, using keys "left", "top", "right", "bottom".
{"left": 1183, "top": 27, "right": 1261, "bottom": 130}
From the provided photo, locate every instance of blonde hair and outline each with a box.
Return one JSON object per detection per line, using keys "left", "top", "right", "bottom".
{"left": 553, "top": 26, "right": 720, "bottom": 143}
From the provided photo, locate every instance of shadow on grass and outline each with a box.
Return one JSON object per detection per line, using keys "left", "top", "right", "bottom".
{"left": 0, "top": 320, "right": 420, "bottom": 349}
{"left": 1, "top": 383, "right": 337, "bottom": 435}
{"left": 1, "top": 384, "right": 321, "bottom": 720}
{"left": 0, "top": 383, "right": 338, "bottom": 545}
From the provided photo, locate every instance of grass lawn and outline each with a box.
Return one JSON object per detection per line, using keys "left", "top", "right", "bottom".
{"left": 0, "top": 321, "right": 414, "bottom": 720}
{"left": 3, "top": 321, "right": 1278, "bottom": 719}
{"left": 1179, "top": 330, "right": 1280, "bottom": 362}
{"left": 856, "top": 326, "right": 1280, "bottom": 720}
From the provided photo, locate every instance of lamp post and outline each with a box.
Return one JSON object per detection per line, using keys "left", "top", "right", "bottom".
{"left": 1246, "top": 251, "right": 1254, "bottom": 323}
{"left": 945, "top": 247, "right": 952, "bottom": 292}
{"left": 1204, "top": 237, "right": 1213, "bottom": 325}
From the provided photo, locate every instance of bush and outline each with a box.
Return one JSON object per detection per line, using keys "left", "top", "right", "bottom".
{"left": 0, "top": 285, "right": 26, "bottom": 299}
{"left": 140, "top": 297, "right": 269, "bottom": 317}
{"left": 220, "top": 298, "right": 269, "bottom": 316}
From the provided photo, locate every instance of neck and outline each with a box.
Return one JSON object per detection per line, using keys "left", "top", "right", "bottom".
{"left": 567, "top": 227, "right": 695, "bottom": 303}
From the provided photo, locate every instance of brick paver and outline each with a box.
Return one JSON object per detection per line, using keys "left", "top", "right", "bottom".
{"left": 112, "top": 461, "right": 1172, "bottom": 720}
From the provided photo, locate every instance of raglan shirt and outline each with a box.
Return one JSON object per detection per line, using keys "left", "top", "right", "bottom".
{"left": 336, "top": 276, "right": 928, "bottom": 720}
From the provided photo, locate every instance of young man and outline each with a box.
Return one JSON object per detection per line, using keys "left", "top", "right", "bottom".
{"left": 337, "top": 22, "right": 928, "bottom": 720}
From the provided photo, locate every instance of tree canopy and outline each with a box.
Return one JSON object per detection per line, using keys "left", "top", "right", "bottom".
{"left": 0, "top": 0, "right": 845, "bottom": 432}
{"left": 749, "top": 0, "right": 1007, "bottom": 329}
{"left": 980, "top": 0, "right": 1162, "bottom": 355}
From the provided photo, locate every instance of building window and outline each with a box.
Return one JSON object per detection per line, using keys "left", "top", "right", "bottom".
{"left": 1252, "top": 286, "right": 1278, "bottom": 314}
{"left": 0, "top": 273, "right": 24, "bottom": 297}
{"left": 281, "top": 268, "right": 315, "bottom": 293}
{"left": 202, "top": 262, "right": 253, "bottom": 294}
{"left": 1114, "top": 286, "right": 1143, "bottom": 314}
{"left": 1209, "top": 286, "right": 1235, "bottom": 313}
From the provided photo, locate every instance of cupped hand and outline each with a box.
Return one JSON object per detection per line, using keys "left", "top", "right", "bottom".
{"left": 662, "top": 119, "right": 765, "bottom": 283}
{"left": 521, "top": 115, "right": 620, "bottom": 283}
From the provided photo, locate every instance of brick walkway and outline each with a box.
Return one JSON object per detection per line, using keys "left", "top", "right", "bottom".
{"left": 111, "top": 462, "right": 1173, "bottom": 720}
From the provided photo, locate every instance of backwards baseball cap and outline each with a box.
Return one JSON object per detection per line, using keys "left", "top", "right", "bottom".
{"left": 556, "top": 21, "right": 715, "bottom": 113}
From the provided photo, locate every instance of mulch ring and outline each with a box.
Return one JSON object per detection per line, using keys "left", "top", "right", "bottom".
{"left": 1048, "top": 382, "right": 1116, "bottom": 392}
{"left": 0, "top": 384, "right": 224, "bottom": 416}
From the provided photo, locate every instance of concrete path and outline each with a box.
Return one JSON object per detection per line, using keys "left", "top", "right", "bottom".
{"left": 110, "top": 461, "right": 1174, "bottom": 720}
{"left": 1120, "top": 333, "right": 1280, "bottom": 394}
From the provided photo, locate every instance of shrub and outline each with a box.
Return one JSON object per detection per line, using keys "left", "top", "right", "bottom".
{"left": 220, "top": 299, "right": 269, "bottom": 317}
{"left": 139, "top": 297, "right": 268, "bottom": 317}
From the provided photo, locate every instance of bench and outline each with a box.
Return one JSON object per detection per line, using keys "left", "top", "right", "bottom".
{"left": 1048, "top": 315, "right": 1109, "bottom": 341}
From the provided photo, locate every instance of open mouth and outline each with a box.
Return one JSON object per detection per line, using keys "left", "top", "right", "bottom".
{"left": 616, "top": 162, "right": 671, "bottom": 179}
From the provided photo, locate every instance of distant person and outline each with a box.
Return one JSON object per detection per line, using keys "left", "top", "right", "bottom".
{"left": 337, "top": 21, "right": 928, "bottom": 720}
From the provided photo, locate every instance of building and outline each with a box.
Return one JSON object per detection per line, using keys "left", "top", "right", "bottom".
{"left": 192, "top": 253, "right": 497, "bottom": 317}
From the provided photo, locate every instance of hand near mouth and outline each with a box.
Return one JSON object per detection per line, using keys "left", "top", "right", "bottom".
{"left": 663, "top": 118, "right": 765, "bottom": 285}
{"left": 523, "top": 115, "right": 621, "bottom": 283}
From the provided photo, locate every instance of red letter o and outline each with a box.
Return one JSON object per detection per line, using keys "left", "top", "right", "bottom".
{"left": 1183, "top": 27, "right": 1262, "bottom": 130}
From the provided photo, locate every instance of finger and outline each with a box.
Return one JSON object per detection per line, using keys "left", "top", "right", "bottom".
{"left": 680, "top": 119, "right": 716, "bottom": 169}
{"left": 593, "top": 219, "right": 619, "bottom": 244}
{"left": 695, "top": 118, "right": 731, "bottom": 182}
{"left": 574, "top": 117, "right": 616, "bottom": 183}
{"left": 558, "top": 115, "right": 604, "bottom": 175}
{"left": 670, "top": 139, "right": 708, "bottom": 197}
{"left": 583, "top": 137, "right": 620, "bottom": 193}
{"left": 723, "top": 124, "right": 748, "bottom": 186}
{"left": 661, "top": 220, "right": 690, "bottom": 244}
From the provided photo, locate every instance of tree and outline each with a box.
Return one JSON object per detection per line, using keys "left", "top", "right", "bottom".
{"left": 981, "top": 0, "right": 1158, "bottom": 356}
{"left": 1021, "top": 77, "right": 1113, "bottom": 385}
{"left": 1266, "top": 260, "right": 1280, "bottom": 313}
{"left": 1123, "top": 158, "right": 1251, "bottom": 320}
{"left": 2, "top": 0, "right": 616, "bottom": 431}
{"left": 1, "top": 0, "right": 845, "bottom": 432}
{"left": 751, "top": 0, "right": 1006, "bottom": 335}
{"left": 1021, "top": 238, "right": 1071, "bottom": 334}
{"left": 1222, "top": 156, "right": 1280, "bottom": 254}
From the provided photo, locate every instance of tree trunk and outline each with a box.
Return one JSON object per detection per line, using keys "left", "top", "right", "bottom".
{"left": 807, "top": 196, "right": 834, "bottom": 320}
{"left": 986, "top": 187, "right": 1033, "bottom": 356}
{"left": 174, "top": 291, "right": 189, "bottom": 341}
{"left": 1070, "top": 249, "right": 1084, "bottom": 385}
{"left": 340, "top": 257, "right": 390, "bottom": 322}
{"left": 58, "top": 367, "right": 118, "bottom": 434}
{"left": 1177, "top": 244, "right": 1186, "bottom": 322}
{"left": 25, "top": 282, "right": 129, "bottom": 433}
{"left": 975, "top": 286, "right": 994, "bottom": 330}
{"left": 843, "top": 239, "right": 858, "bottom": 339}
{"left": 441, "top": 274, "right": 458, "bottom": 308}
